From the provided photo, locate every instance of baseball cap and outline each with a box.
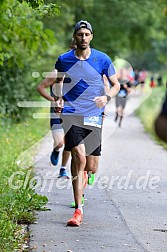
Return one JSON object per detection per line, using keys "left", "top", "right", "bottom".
{"left": 74, "top": 20, "right": 93, "bottom": 34}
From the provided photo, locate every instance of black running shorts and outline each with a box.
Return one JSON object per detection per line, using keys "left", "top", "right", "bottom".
{"left": 61, "top": 115, "right": 102, "bottom": 156}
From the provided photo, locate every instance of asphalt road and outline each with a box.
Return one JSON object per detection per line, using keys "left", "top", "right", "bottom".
{"left": 30, "top": 94, "right": 167, "bottom": 252}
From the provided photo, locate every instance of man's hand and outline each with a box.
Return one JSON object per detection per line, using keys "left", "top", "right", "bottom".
{"left": 93, "top": 95, "right": 108, "bottom": 108}
{"left": 53, "top": 97, "right": 64, "bottom": 113}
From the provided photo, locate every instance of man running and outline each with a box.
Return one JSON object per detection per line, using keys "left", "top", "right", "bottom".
{"left": 50, "top": 78, "right": 70, "bottom": 178}
{"left": 37, "top": 20, "right": 120, "bottom": 226}
{"left": 50, "top": 40, "right": 77, "bottom": 178}
{"left": 115, "top": 69, "right": 132, "bottom": 127}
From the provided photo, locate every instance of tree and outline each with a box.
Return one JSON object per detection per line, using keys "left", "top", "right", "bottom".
{"left": 0, "top": 0, "right": 59, "bottom": 121}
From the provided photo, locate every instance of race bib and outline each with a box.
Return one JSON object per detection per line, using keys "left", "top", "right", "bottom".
{"left": 118, "top": 89, "right": 127, "bottom": 98}
{"left": 84, "top": 116, "right": 102, "bottom": 128}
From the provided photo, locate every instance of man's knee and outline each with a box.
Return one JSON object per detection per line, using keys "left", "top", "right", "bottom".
{"left": 72, "top": 146, "right": 86, "bottom": 165}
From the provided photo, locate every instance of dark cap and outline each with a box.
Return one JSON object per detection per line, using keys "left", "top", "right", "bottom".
{"left": 74, "top": 20, "right": 93, "bottom": 34}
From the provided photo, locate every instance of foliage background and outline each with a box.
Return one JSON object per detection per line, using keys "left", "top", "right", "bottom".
{"left": 0, "top": 0, "right": 167, "bottom": 121}
{"left": 0, "top": 0, "right": 167, "bottom": 250}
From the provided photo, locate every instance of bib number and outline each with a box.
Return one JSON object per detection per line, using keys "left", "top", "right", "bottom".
{"left": 84, "top": 116, "right": 102, "bottom": 128}
{"left": 118, "top": 89, "right": 127, "bottom": 97}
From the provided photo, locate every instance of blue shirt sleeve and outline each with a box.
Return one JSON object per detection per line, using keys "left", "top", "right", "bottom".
{"left": 55, "top": 56, "right": 62, "bottom": 71}
{"left": 102, "top": 54, "right": 116, "bottom": 77}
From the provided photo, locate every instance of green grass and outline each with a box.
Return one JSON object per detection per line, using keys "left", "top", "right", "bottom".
{"left": 1, "top": 82, "right": 166, "bottom": 250}
{"left": 0, "top": 109, "right": 50, "bottom": 251}
{"left": 136, "top": 83, "right": 167, "bottom": 149}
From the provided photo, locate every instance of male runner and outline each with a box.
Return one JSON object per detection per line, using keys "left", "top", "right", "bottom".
{"left": 37, "top": 20, "right": 120, "bottom": 226}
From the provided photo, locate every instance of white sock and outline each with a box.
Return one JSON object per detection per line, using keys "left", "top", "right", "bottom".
{"left": 61, "top": 166, "right": 66, "bottom": 170}
{"left": 88, "top": 171, "right": 92, "bottom": 178}
{"left": 77, "top": 204, "right": 83, "bottom": 214}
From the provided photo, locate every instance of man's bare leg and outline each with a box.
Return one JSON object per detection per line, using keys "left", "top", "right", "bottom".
{"left": 71, "top": 144, "right": 86, "bottom": 208}
{"left": 52, "top": 130, "right": 70, "bottom": 177}
{"left": 85, "top": 155, "right": 99, "bottom": 174}
{"left": 62, "top": 149, "right": 70, "bottom": 167}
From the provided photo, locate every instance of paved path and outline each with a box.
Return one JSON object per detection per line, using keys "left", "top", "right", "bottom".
{"left": 30, "top": 94, "right": 167, "bottom": 252}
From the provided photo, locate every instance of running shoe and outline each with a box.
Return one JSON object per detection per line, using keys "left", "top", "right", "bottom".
{"left": 67, "top": 209, "right": 83, "bottom": 226}
{"left": 70, "top": 195, "right": 84, "bottom": 208}
{"left": 50, "top": 149, "right": 59, "bottom": 166}
{"left": 58, "top": 168, "right": 70, "bottom": 179}
{"left": 88, "top": 173, "right": 95, "bottom": 185}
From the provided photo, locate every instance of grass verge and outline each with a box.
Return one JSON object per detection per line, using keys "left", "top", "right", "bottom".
{"left": 0, "top": 110, "right": 50, "bottom": 251}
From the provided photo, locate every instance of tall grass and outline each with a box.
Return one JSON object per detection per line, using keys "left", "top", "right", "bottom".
{"left": 0, "top": 110, "right": 50, "bottom": 251}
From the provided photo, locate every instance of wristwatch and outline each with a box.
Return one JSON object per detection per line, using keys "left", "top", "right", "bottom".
{"left": 54, "top": 96, "right": 62, "bottom": 101}
{"left": 105, "top": 94, "right": 111, "bottom": 102}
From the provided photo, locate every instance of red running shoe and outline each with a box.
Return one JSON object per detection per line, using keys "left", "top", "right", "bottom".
{"left": 67, "top": 209, "right": 83, "bottom": 226}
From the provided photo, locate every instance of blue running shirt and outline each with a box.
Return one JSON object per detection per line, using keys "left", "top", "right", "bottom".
{"left": 55, "top": 48, "right": 115, "bottom": 116}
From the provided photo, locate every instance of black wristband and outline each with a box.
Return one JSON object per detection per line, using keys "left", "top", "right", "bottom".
{"left": 105, "top": 94, "right": 111, "bottom": 102}
{"left": 54, "top": 96, "right": 62, "bottom": 101}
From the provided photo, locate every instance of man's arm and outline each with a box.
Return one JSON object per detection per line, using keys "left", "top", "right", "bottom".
{"left": 103, "top": 74, "right": 110, "bottom": 94}
{"left": 36, "top": 70, "right": 58, "bottom": 102}
{"left": 107, "top": 74, "right": 121, "bottom": 98}
{"left": 94, "top": 74, "right": 120, "bottom": 108}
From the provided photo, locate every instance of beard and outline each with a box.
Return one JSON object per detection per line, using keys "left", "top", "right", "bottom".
{"left": 76, "top": 42, "right": 88, "bottom": 50}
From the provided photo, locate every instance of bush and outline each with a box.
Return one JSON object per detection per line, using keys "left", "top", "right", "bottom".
{"left": 0, "top": 0, "right": 58, "bottom": 121}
